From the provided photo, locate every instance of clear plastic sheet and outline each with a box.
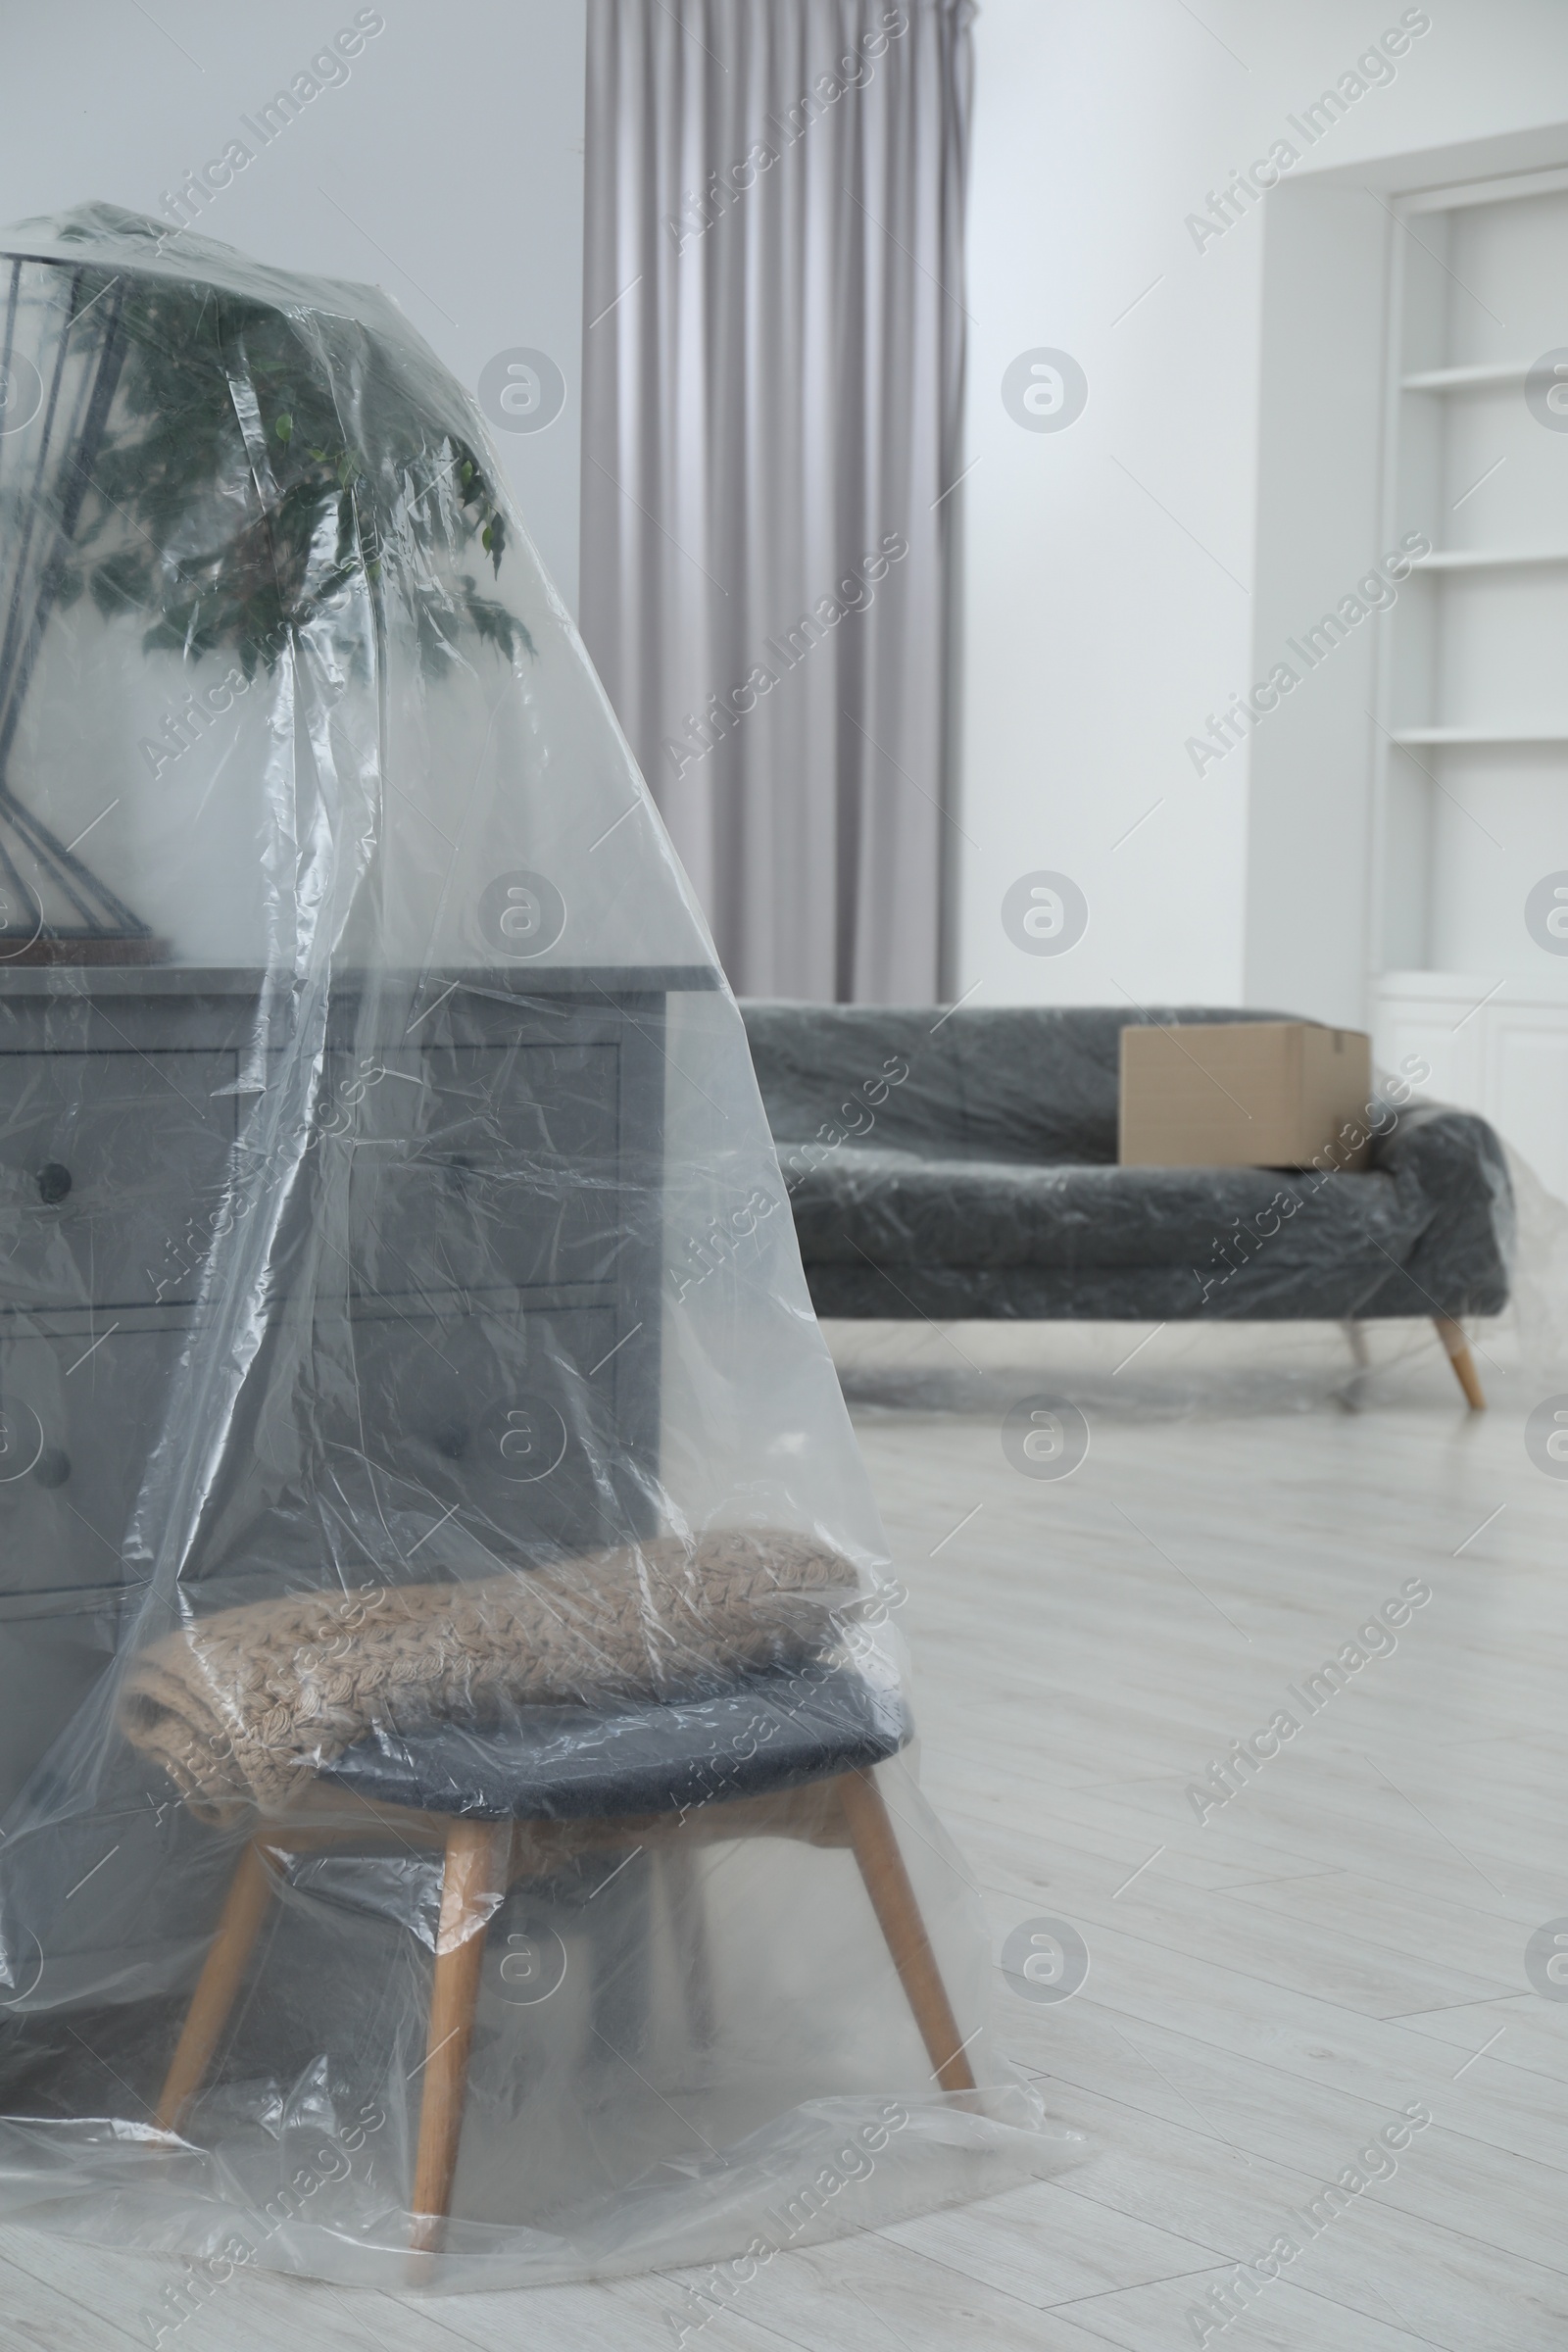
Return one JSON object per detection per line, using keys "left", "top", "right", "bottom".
{"left": 741, "top": 1003, "right": 1514, "bottom": 1325}
{"left": 0, "top": 206, "right": 1067, "bottom": 2290}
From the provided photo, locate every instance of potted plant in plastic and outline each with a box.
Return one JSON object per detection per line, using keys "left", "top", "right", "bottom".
{"left": 0, "top": 213, "right": 530, "bottom": 956}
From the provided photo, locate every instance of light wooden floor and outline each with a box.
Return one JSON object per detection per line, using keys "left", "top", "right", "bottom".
{"left": 1, "top": 1315, "right": 1563, "bottom": 2351}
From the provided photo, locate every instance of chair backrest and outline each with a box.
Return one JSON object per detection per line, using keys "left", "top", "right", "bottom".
{"left": 740, "top": 1003, "right": 1287, "bottom": 1165}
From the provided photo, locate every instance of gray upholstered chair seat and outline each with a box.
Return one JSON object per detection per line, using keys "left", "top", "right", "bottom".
{"left": 321, "top": 1665, "right": 910, "bottom": 1822}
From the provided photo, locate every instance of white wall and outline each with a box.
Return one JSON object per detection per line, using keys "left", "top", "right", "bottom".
{"left": 957, "top": 0, "right": 1568, "bottom": 1013}
{"left": 0, "top": 0, "right": 586, "bottom": 612}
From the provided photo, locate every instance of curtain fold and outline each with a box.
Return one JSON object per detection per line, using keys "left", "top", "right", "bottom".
{"left": 580, "top": 0, "right": 973, "bottom": 1002}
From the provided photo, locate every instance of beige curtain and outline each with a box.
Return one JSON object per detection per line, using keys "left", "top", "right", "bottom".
{"left": 579, "top": 0, "right": 973, "bottom": 1002}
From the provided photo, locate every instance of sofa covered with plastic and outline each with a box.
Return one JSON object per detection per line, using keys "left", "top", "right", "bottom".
{"left": 741, "top": 1003, "right": 1513, "bottom": 1327}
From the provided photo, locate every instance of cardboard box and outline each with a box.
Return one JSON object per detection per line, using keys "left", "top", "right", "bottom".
{"left": 1118, "top": 1020, "right": 1373, "bottom": 1171}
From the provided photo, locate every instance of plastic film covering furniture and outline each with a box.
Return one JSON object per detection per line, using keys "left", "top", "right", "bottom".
{"left": 742, "top": 1003, "right": 1513, "bottom": 1395}
{"left": 0, "top": 206, "right": 1063, "bottom": 2288}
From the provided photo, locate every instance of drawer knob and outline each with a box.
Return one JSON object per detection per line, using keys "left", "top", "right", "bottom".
{"left": 33, "top": 1447, "right": 70, "bottom": 1488}
{"left": 35, "top": 1163, "right": 72, "bottom": 1206}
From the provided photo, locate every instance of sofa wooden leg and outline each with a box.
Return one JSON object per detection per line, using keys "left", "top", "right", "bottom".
{"left": 837, "top": 1768, "right": 976, "bottom": 2095}
{"left": 410, "top": 1818, "right": 508, "bottom": 2254}
{"left": 1433, "top": 1315, "right": 1486, "bottom": 1409}
{"left": 155, "top": 1837, "right": 276, "bottom": 2134}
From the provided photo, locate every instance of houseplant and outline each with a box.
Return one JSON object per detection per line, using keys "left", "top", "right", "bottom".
{"left": 0, "top": 204, "right": 531, "bottom": 955}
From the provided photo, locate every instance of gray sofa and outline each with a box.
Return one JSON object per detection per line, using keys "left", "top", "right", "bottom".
{"left": 741, "top": 1003, "right": 1513, "bottom": 1403}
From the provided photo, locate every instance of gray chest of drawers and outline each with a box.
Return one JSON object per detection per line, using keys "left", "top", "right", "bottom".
{"left": 0, "top": 963, "right": 715, "bottom": 1817}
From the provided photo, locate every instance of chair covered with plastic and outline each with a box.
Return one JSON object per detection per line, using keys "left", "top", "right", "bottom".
{"left": 0, "top": 205, "right": 1059, "bottom": 2289}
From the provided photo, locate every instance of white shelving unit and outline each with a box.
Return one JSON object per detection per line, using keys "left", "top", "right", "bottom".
{"left": 1370, "top": 167, "right": 1568, "bottom": 1200}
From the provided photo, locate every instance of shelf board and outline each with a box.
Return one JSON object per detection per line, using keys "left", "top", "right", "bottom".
{"left": 1401, "top": 165, "right": 1568, "bottom": 218}
{"left": 1400, "top": 360, "right": 1534, "bottom": 392}
{"left": 1392, "top": 726, "right": 1568, "bottom": 746}
{"left": 1410, "top": 548, "right": 1568, "bottom": 571}
{"left": 1375, "top": 969, "right": 1505, "bottom": 997}
{"left": 1376, "top": 968, "right": 1568, "bottom": 1008}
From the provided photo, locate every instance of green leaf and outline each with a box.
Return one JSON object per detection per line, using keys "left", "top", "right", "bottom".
{"left": 462, "top": 581, "right": 534, "bottom": 662}
{"left": 57, "top": 282, "right": 522, "bottom": 695}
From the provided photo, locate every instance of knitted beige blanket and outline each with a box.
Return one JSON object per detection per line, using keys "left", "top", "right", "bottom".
{"left": 119, "top": 1531, "right": 859, "bottom": 1820}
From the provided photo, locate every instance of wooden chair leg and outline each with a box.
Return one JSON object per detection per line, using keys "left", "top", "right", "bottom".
{"left": 837, "top": 1769, "right": 976, "bottom": 2095}
{"left": 662, "top": 1842, "right": 715, "bottom": 2053}
{"left": 1434, "top": 1315, "right": 1486, "bottom": 1409}
{"left": 409, "top": 1818, "right": 508, "bottom": 2254}
{"left": 155, "top": 1837, "right": 276, "bottom": 2133}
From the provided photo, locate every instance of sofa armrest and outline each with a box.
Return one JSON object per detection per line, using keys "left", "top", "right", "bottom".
{"left": 1366, "top": 1099, "right": 1514, "bottom": 1316}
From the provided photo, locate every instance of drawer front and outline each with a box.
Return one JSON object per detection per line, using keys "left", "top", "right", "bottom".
{"left": 336, "top": 1042, "right": 636, "bottom": 1298}
{"left": 0, "top": 1325, "right": 186, "bottom": 1593}
{"left": 0, "top": 1052, "right": 239, "bottom": 1311}
{"left": 0, "top": 1602, "right": 122, "bottom": 1817}
{"left": 344, "top": 1297, "right": 651, "bottom": 1552}
{"left": 194, "top": 1292, "right": 660, "bottom": 1590}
